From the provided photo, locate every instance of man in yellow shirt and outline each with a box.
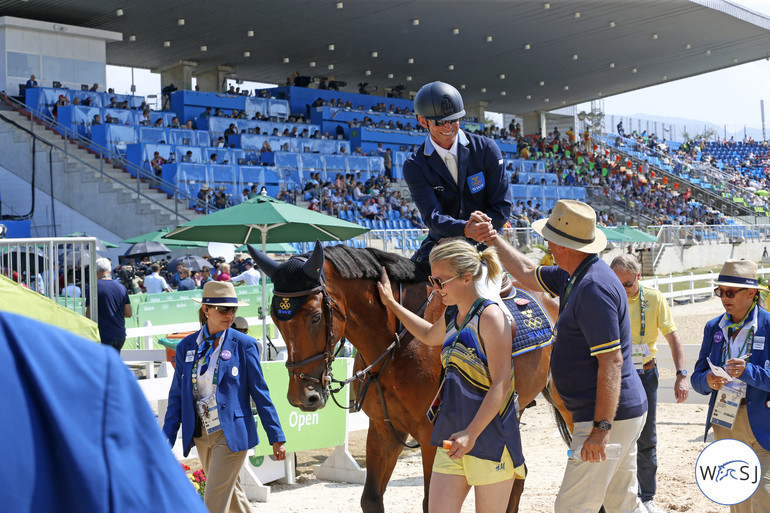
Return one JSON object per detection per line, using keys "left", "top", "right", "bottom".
{"left": 611, "top": 255, "right": 689, "bottom": 513}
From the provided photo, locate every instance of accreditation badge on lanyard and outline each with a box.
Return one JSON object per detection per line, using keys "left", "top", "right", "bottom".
{"left": 710, "top": 380, "right": 747, "bottom": 430}
{"left": 197, "top": 396, "right": 222, "bottom": 434}
{"left": 631, "top": 287, "right": 649, "bottom": 370}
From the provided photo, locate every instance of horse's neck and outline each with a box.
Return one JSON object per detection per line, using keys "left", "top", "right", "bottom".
{"left": 337, "top": 280, "right": 427, "bottom": 362}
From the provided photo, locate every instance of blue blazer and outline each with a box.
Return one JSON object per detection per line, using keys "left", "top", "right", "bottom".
{"left": 403, "top": 130, "right": 512, "bottom": 262}
{"left": 1, "top": 312, "right": 208, "bottom": 513}
{"left": 691, "top": 306, "right": 770, "bottom": 450}
{"left": 163, "top": 328, "right": 285, "bottom": 456}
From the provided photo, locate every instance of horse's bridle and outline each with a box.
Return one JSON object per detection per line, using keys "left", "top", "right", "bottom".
{"left": 277, "top": 282, "right": 346, "bottom": 396}
{"left": 277, "top": 278, "right": 431, "bottom": 449}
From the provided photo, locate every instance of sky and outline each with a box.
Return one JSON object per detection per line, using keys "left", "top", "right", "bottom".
{"left": 106, "top": 0, "right": 770, "bottom": 138}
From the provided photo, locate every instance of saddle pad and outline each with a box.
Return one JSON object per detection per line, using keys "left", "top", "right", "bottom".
{"left": 504, "top": 288, "right": 554, "bottom": 356}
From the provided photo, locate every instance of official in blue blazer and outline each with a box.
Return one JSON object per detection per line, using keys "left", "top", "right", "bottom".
{"left": 403, "top": 81, "right": 512, "bottom": 267}
{"left": 691, "top": 259, "right": 770, "bottom": 512}
{"left": 163, "top": 281, "right": 286, "bottom": 513}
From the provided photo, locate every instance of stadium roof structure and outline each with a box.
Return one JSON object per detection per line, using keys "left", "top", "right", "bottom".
{"left": 3, "top": 0, "right": 770, "bottom": 115}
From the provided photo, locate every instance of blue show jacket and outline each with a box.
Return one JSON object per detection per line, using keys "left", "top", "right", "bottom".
{"left": 691, "top": 306, "right": 770, "bottom": 450}
{"left": 403, "top": 130, "right": 512, "bottom": 263}
{"left": 163, "top": 328, "right": 285, "bottom": 456}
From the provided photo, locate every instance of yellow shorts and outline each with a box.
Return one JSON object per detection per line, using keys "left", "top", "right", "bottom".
{"left": 432, "top": 446, "right": 525, "bottom": 486}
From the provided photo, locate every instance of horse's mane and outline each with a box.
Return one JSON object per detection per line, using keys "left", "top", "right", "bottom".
{"left": 323, "top": 244, "right": 427, "bottom": 283}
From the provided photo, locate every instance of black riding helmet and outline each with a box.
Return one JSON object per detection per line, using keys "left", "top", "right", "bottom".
{"left": 414, "top": 81, "right": 465, "bottom": 122}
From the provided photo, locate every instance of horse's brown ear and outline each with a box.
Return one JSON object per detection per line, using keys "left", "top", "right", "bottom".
{"left": 303, "top": 239, "right": 325, "bottom": 282}
{"left": 246, "top": 244, "right": 280, "bottom": 280}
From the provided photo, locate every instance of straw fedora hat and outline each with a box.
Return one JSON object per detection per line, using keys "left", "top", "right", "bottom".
{"left": 193, "top": 281, "right": 249, "bottom": 307}
{"left": 531, "top": 199, "right": 607, "bottom": 253}
{"left": 711, "top": 259, "right": 767, "bottom": 290}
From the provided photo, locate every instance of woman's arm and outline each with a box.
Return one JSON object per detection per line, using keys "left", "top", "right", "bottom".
{"left": 445, "top": 305, "right": 512, "bottom": 458}
{"left": 377, "top": 268, "right": 446, "bottom": 346}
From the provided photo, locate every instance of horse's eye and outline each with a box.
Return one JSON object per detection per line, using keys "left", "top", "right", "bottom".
{"left": 312, "top": 312, "right": 322, "bottom": 324}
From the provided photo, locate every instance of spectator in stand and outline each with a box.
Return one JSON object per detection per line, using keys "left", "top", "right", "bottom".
{"left": 177, "top": 267, "right": 197, "bottom": 291}
{"left": 150, "top": 151, "right": 165, "bottom": 179}
{"left": 24, "top": 75, "right": 38, "bottom": 102}
{"left": 308, "top": 198, "right": 320, "bottom": 211}
{"left": 92, "top": 114, "right": 102, "bottom": 126}
{"left": 153, "top": 118, "right": 163, "bottom": 128}
{"left": 216, "top": 263, "right": 231, "bottom": 282}
{"left": 384, "top": 148, "right": 393, "bottom": 180}
{"left": 85, "top": 258, "right": 132, "bottom": 352}
{"left": 168, "top": 116, "right": 181, "bottom": 129}
{"left": 143, "top": 263, "right": 172, "bottom": 294}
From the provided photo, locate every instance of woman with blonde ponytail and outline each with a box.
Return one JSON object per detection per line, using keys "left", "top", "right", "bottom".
{"left": 377, "top": 238, "right": 523, "bottom": 513}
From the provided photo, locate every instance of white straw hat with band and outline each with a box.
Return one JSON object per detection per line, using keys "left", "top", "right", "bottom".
{"left": 531, "top": 199, "right": 607, "bottom": 254}
{"left": 193, "top": 281, "right": 249, "bottom": 307}
{"left": 711, "top": 259, "right": 767, "bottom": 290}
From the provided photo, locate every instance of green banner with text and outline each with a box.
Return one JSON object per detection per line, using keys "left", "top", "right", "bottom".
{"left": 249, "top": 358, "right": 351, "bottom": 462}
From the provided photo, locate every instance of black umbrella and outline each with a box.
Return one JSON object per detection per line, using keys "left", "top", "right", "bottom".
{"left": 168, "top": 255, "right": 213, "bottom": 272}
{"left": 1, "top": 246, "right": 47, "bottom": 274}
{"left": 58, "top": 248, "right": 105, "bottom": 268}
{"left": 123, "top": 241, "right": 171, "bottom": 259}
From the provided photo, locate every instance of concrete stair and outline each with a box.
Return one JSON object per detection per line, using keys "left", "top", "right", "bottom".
{"left": 0, "top": 108, "right": 201, "bottom": 238}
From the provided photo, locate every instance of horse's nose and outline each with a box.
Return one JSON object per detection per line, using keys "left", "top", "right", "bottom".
{"left": 305, "top": 392, "right": 321, "bottom": 408}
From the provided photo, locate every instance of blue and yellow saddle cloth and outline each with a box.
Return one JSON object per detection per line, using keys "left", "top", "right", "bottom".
{"left": 504, "top": 287, "right": 554, "bottom": 356}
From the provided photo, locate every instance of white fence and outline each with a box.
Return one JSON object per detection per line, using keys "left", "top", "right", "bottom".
{"left": 640, "top": 267, "right": 770, "bottom": 305}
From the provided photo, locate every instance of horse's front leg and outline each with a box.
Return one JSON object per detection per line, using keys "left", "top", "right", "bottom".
{"left": 360, "top": 420, "right": 404, "bottom": 513}
{"left": 506, "top": 473, "right": 526, "bottom": 513}
{"left": 418, "top": 442, "right": 436, "bottom": 513}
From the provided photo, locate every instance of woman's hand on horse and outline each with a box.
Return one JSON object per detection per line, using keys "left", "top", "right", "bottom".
{"left": 377, "top": 267, "right": 395, "bottom": 307}
{"left": 272, "top": 441, "right": 287, "bottom": 461}
{"left": 446, "top": 430, "right": 476, "bottom": 459}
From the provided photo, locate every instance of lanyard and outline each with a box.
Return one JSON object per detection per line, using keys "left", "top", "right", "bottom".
{"left": 558, "top": 254, "right": 598, "bottom": 317}
{"left": 444, "top": 298, "right": 486, "bottom": 365}
{"left": 192, "top": 330, "right": 225, "bottom": 400}
{"left": 638, "top": 286, "right": 646, "bottom": 338}
{"left": 722, "top": 309, "right": 755, "bottom": 364}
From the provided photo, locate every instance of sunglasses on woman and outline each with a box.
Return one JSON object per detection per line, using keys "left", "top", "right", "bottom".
{"left": 428, "top": 275, "right": 458, "bottom": 290}
{"left": 209, "top": 305, "right": 238, "bottom": 314}
{"left": 714, "top": 287, "right": 748, "bottom": 299}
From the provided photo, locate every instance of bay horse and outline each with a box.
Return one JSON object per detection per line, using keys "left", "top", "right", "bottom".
{"left": 250, "top": 242, "right": 571, "bottom": 513}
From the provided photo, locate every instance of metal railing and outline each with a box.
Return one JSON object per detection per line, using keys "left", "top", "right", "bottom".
{"left": 0, "top": 237, "right": 99, "bottom": 321}
{"left": 0, "top": 92, "right": 219, "bottom": 222}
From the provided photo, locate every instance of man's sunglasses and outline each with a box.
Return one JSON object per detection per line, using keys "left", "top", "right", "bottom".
{"left": 209, "top": 305, "right": 238, "bottom": 314}
{"left": 714, "top": 287, "right": 748, "bottom": 299}
{"left": 430, "top": 119, "right": 458, "bottom": 127}
{"left": 428, "top": 275, "right": 458, "bottom": 290}
{"left": 621, "top": 281, "right": 635, "bottom": 288}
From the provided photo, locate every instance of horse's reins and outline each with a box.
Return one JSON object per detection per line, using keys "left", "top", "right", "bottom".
{"left": 278, "top": 278, "right": 433, "bottom": 450}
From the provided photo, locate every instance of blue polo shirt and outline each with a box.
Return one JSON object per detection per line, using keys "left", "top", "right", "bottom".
{"left": 536, "top": 257, "right": 646, "bottom": 423}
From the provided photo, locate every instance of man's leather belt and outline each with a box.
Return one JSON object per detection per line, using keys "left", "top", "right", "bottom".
{"left": 642, "top": 358, "right": 656, "bottom": 371}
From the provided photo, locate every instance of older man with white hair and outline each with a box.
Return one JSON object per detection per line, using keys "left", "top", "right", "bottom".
{"left": 85, "top": 258, "right": 132, "bottom": 352}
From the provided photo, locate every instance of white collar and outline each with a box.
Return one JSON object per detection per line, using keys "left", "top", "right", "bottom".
{"left": 423, "top": 128, "right": 469, "bottom": 158}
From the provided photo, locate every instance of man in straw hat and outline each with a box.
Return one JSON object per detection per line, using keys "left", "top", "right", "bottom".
{"left": 489, "top": 199, "right": 648, "bottom": 513}
{"left": 692, "top": 259, "right": 770, "bottom": 512}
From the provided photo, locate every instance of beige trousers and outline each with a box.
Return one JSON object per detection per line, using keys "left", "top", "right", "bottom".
{"left": 194, "top": 428, "right": 252, "bottom": 513}
{"left": 713, "top": 405, "right": 770, "bottom": 513}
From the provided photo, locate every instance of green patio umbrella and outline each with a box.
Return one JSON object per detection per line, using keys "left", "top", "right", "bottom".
{"left": 236, "top": 242, "right": 298, "bottom": 254}
{"left": 163, "top": 195, "right": 369, "bottom": 245}
{"left": 163, "top": 196, "right": 369, "bottom": 356}
{"left": 597, "top": 225, "right": 634, "bottom": 242}
{"left": 756, "top": 190, "right": 769, "bottom": 197}
{"left": 612, "top": 225, "right": 659, "bottom": 243}
{"left": 121, "top": 228, "right": 208, "bottom": 249}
